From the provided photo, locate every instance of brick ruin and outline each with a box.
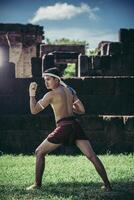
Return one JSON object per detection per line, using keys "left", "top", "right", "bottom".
{"left": 0, "top": 24, "right": 134, "bottom": 154}
{"left": 0, "top": 23, "right": 44, "bottom": 78}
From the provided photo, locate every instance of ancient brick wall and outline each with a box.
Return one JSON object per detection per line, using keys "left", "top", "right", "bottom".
{"left": 0, "top": 115, "right": 134, "bottom": 154}
{"left": 0, "top": 26, "right": 134, "bottom": 154}
{"left": 40, "top": 44, "right": 85, "bottom": 56}
{"left": 0, "top": 77, "right": 134, "bottom": 154}
{"left": 0, "top": 77, "right": 134, "bottom": 115}
{"left": 0, "top": 24, "right": 44, "bottom": 78}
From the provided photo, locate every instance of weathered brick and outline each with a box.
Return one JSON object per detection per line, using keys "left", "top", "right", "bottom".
{"left": 104, "top": 117, "right": 125, "bottom": 152}
{"left": 78, "top": 55, "right": 90, "bottom": 76}
{"left": 81, "top": 116, "right": 104, "bottom": 131}
{"left": 31, "top": 57, "right": 42, "bottom": 78}
{"left": 82, "top": 78, "right": 115, "bottom": 95}
{"left": 125, "top": 118, "right": 134, "bottom": 131}
{"left": 115, "top": 78, "right": 134, "bottom": 95}
{"left": 0, "top": 62, "right": 15, "bottom": 79}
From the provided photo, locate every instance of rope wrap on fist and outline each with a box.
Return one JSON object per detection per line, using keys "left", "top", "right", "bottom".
{"left": 29, "top": 82, "right": 37, "bottom": 96}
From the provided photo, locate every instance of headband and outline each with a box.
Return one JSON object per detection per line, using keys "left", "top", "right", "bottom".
{"left": 43, "top": 72, "right": 67, "bottom": 87}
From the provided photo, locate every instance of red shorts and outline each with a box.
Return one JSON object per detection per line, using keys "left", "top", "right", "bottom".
{"left": 47, "top": 116, "right": 88, "bottom": 146}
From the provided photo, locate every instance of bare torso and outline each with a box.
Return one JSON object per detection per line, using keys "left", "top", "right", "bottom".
{"left": 50, "top": 86, "right": 74, "bottom": 122}
{"left": 30, "top": 84, "right": 85, "bottom": 119}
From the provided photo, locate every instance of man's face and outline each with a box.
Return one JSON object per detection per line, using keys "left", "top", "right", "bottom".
{"left": 44, "top": 75, "right": 59, "bottom": 89}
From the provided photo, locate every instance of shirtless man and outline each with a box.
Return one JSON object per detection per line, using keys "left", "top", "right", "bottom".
{"left": 27, "top": 67, "right": 112, "bottom": 191}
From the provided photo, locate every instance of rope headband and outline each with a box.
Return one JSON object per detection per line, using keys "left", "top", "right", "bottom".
{"left": 43, "top": 72, "right": 67, "bottom": 87}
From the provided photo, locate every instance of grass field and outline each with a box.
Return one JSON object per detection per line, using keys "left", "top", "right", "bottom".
{"left": 0, "top": 154, "right": 134, "bottom": 200}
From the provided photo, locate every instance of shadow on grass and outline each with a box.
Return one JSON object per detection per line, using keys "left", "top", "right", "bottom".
{"left": 0, "top": 181, "right": 134, "bottom": 200}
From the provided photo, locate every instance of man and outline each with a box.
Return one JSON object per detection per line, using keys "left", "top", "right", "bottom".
{"left": 27, "top": 67, "right": 112, "bottom": 191}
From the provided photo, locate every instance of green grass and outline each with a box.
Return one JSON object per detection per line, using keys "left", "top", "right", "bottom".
{"left": 0, "top": 154, "right": 134, "bottom": 200}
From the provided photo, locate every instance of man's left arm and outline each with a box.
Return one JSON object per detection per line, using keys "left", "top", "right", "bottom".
{"left": 72, "top": 94, "right": 85, "bottom": 115}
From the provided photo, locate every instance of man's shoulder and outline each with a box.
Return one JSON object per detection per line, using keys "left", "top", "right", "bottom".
{"left": 67, "top": 86, "right": 76, "bottom": 95}
{"left": 42, "top": 91, "right": 53, "bottom": 100}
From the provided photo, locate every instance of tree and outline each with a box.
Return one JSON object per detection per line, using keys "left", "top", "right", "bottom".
{"left": 45, "top": 37, "right": 89, "bottom": 48}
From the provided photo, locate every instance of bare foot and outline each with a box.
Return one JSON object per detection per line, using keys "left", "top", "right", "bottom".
{"left": 26, "top": 184, "right": 41, "bottom": 191}
{"left": 101, "top": 184, "right": 112, "bottom": 192}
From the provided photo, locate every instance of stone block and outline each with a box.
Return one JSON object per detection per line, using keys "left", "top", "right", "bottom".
{"left": 129, "top": 29, "right": 134, "bottom": 42}
{"left": 92, "top": 56, "right": 101, "bottom": 69}
{"left": 40, "top": 44, "right": 85, "bottom": 56}
{"left": 121, "top": 43, "right": 134, "bottom": 54}
{"left": 63, "top": 78, "right": 84, "bottom": 94}
{"left": 0, "top": 62, "right": 15, "bottom": 79}
{"left": 0, "top": 115, "right": 21, "bottom": 130}
{"left": 0, "top": 45, "right": 9, "bottom": 62}
{"left": 124, "top": 130, "right": 134, "bottom": 152}
{"left": 82, "top": 78, "right": 115, "bottom": 95}
{"left": 54, "top": 52, "right": 78, "bottom": 60}
{"left": 84, "top": 130, "right": 107, "bottom": 153}
{"left": 119, "top": 28, "right": 134, "bottom": 43}
{"left": 104, "top": 117, "right": 125, "bottom": 152}
{"left": 115, "top": 78, "right": 134, "bottom": 95}
{"left": 31, "top": 57, "right": 42, "bottom": 78}
{"left": 80, "top": 94, "right": 134, "bottom": 115}
{"left": 125, "top": 118, "right": 134, "bottom": 131}
{"left": 108, "top": 42, "right": 122, "bottom": 55}
{"left": 0, "top": 79, "right": 15, "bottom": 95}
{"left": 110, "top": 54, "right": 134, "bottom": 76}
{"left": 80, "top": 95, "right": 107, "bottom": 114}
{"left": 119, "top": 29, "right": 129, "bottom": 43}
{"left": 42, "top": 54, "right": 54, "bottom": 71}
{"left": 100, "top": 56, "right": 111, "bottom": 73}
{"left": 110, "top": 55, "right": 123, "bottom": 75}
{"left": 122, "top": 55, "right": 134, "bottom": 74}
{"left": 39, "top": 115, "right": 55, "bottom": 130}
{"left": 124, "top": 141, "right": 134, "bottom": 152}
{"left": 97, "top": 41, "right": 110, "bottom": 56}
{"left": 19, "top": 115, "right": 41, "bottom": 130}
{"left": 0, "top": 95, "right": 21, "bottom": 114}
{"left": 81, "top": 116, "right": 104, "bottom": 130}
{"left": 78, "top": 55, "right": 91, "bottom": 76}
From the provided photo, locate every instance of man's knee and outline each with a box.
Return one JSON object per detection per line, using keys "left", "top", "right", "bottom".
{"left": 35, "top": 147, "right": 47, "bottom": 157}
{"left": 86, "top": 152, "right": 97, "bottom": 162}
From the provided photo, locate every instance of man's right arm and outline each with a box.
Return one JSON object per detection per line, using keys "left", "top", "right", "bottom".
{"left": 29, "top": 82, "right": 52, "bottom": 115}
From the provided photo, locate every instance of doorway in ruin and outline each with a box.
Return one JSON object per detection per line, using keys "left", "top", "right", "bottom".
{"left": 53, "top": 51, "right": 78, "bottom": 77}
{"left": 41, "top": 44, "right": 85, "bottom": 78}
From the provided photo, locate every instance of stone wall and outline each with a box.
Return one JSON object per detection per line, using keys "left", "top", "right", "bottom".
{"left": 40, "top": 44, "right": 85, "bottom": 56}
{"left": 0, "top": 77, "right": 134, "bottom": 154}
{"left": 0, "top": 24, "right": 44, "bottom": 78}
{"left": 0, "top": 115, "right": 134, "bottom": 154}
{"left": 0, "top": 77, "right": 134, "bottom": 115}
{"left": 0, "top": 26, "right": 134, "bottom": 154}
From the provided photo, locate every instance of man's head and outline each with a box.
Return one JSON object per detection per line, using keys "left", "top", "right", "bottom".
{"left": 43, "top": 67, "right": 61, "bottom": 89}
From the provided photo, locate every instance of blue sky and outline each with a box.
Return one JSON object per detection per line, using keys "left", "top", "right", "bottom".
{"left": 0, "top": 0, "right": 134, "bottom": 49}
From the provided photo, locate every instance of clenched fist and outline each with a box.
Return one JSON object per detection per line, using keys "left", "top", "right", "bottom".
{"left": 29, "top": 82, "right": 37, "bottom": 96}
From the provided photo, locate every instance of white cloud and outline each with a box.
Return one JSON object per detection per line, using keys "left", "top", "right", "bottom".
{"left": 44, "top": 28, "right": 118, "bottom": 49}
{"left": 29, "top": 2, "right": 99, "bottom": 23}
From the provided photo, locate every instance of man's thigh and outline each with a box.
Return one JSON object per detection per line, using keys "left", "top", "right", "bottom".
{"left": 75, "top": 140, "right": 96, "bottom": 158}
{"left": 36, "top": 139, "right": 61, "bottom": 155}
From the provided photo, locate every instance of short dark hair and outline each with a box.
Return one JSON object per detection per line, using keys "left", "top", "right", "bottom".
{"left": 44, "top": 67, "right": 61, "bottom": 77}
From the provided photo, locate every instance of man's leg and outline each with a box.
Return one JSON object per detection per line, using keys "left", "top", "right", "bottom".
{"left": 76, "top": 140, "right": 112, "bottom": 191}
{"left": 26, "top": 139, "right": 61, "bottom": 190}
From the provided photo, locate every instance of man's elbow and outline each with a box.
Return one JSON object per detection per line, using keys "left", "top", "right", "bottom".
{"left": 31, "top": 109, "right": 38, "bottom": 115}
{"left": 81, "top": 109, "right": 85, "bottom": 114}
{"left": 78, "top": 107, "right": 85, "bottom": 114}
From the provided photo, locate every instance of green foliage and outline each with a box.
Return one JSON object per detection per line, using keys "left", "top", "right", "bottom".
{"left": 45, "top": 37, "right": 89, "bottom": 48}
{"left": 0, "top": 154, "right": 134, "bottom": 200}
{"left": 89, "top": 48, "right": 99, "bottom": 56}
{"left": 63, "top": 63, "right": 76, "bottom": 78}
